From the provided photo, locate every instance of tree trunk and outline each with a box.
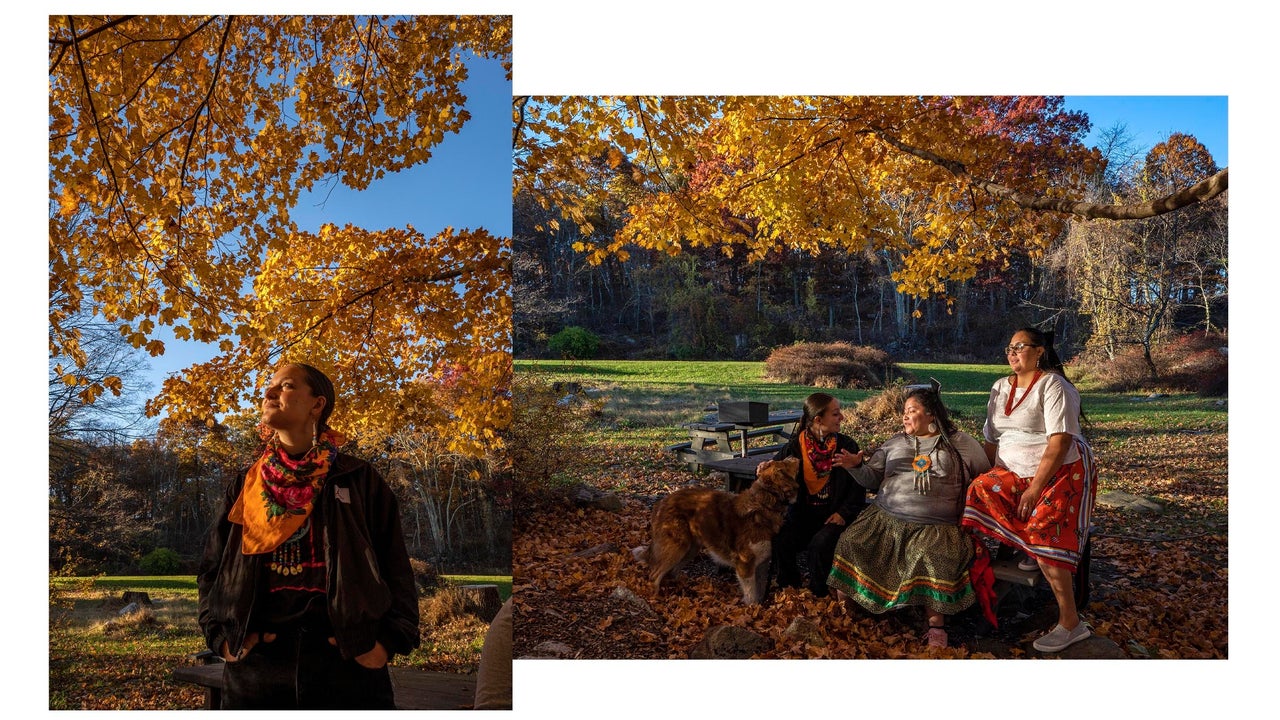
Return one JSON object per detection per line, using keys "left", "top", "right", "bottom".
{"left": 456, "top": 584, "right": 503, "bottom": 622}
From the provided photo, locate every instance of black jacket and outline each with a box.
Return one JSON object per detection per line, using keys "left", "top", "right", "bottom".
{"left": 773, "top": 432, "right": 866, "bottom": 523}
{"left": 197, "top": 452, "right": 420, "bottom": 661}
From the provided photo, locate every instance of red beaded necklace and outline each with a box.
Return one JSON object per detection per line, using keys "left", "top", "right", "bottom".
{"left": 1004, "top": 370, "right": 1043, "bottom": 415}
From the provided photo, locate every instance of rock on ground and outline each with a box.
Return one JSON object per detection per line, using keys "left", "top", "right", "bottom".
{"left": 688, "top": 625, "right": 774, "bottom": 659}
{"left": 1097, "top": 490, "right": 1166, "bottom": 514}
{"left": 783, "top": 617, "right": 826, "bottom": 647}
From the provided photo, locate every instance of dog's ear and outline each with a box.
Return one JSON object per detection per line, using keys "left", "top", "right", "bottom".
{"left": 779, "top": 456, "right": 800, "bottom": 478}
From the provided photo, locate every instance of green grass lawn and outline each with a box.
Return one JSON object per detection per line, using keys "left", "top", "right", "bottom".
{"left": 517, "top": 358, "right": 1227, "bottom": 447}
{"left": 51, "top": 576, "right": 199, "bottom": 593}
{"left": 442, "top": 575, "right": 512, "bottom": 601}
{"left": 52, "top": 574, "right": 512, "bottom": 600}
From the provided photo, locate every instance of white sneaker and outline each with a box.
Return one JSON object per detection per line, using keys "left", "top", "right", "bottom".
{"left": 1032, "top": 622, "right": 1092, "bottom": 652}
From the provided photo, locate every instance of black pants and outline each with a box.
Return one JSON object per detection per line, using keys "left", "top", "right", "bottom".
{"left": 221, "top": 627, "right": 395, "bottom": 709}
{"left": 772, "top": 504, "right": 844, "bottom": 597}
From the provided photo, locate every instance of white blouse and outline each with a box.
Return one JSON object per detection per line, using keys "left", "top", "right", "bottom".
{"left": 982, "top": 371, "right": 1083, "bottom": 478}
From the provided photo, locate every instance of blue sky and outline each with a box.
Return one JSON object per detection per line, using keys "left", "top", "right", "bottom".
{"left": 1063, "top": 96, "right": 1227, "bottom": 167}
{"left": 138, "top": 51, "right": 513, "bottom": 405}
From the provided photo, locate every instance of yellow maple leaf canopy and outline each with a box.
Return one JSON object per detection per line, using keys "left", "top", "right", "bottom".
{"left": 51, "top": 15, "right": 512, "bottom": 457}
{"left": 514, "top": 96, "right": 1226, "bottom": 299}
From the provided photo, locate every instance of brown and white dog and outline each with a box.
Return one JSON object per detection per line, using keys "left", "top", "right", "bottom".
{"left": 637, "top": 457, "right": 799, "bottom": 605}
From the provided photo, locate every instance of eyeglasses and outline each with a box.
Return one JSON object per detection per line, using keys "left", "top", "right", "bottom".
{"left": 1004, "top": 343, "right": 1041, "bottom": 355}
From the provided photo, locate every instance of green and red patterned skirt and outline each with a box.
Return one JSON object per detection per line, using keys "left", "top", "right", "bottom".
{"left": 961, "top": 438, "right": 1096, "bottom": 572}
{"left": 826, "top": 505, "right": 977, "bottom": 615}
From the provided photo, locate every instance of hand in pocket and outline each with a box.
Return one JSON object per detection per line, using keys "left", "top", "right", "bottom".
{"left": 329, "top": 637, "right": 388, "bottom": 669}
{"left": 222, "top": 631, "right": 276, "bottom": 662}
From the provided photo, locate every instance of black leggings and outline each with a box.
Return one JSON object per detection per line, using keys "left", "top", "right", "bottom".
{"left": 772, "top": 504, "right": 844, "bottom": 595}
{"left": 220, "top": 627, "right": 395, "bottom": 709}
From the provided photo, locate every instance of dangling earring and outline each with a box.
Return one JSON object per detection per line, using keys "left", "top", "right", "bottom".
{"left": 927, "top": 422, "right": 938, "bottom": 434}
{"left": 310, "top": 420, "right": 318, "bottom": 450}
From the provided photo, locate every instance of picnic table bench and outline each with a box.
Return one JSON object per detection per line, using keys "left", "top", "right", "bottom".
{"left": 700, "top": 454, "right": 776, "bottom": 492}
{"left": 989, "top": 529, "right": 1095, "bottom": 611}
{"left": 172, "top": 655, "right": 477, "bottom": 710}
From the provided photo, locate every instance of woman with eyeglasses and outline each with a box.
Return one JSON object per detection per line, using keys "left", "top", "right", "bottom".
{"left": 825, "top": 383, "right": 991, "bottom": 649}
{"left": 961, "top": 327, "right": 1097, "bottom": 653}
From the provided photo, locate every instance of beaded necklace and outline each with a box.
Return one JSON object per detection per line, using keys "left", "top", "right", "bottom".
{"left": 1004, "top": 370, "right": 1043, "bottom": 416}
{"left": 911, "top": 433, "right": 941, "bottom": 495}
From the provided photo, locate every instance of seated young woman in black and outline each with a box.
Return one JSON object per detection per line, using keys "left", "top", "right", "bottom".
{"left": 770, "top": 392, "right": 866, "bottom": 598}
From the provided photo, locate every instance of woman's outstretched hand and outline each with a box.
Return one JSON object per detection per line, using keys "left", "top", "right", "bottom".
{"left": 834, "top": 449, "right": 865, "bottom": 469}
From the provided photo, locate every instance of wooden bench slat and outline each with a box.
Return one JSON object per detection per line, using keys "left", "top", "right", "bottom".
{"left": 989, "top": 558, "right": 1041, "bottom": 587}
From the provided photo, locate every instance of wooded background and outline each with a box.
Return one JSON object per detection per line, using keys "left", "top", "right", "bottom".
{"left": 513, "top": 99, "right": 1227, "bottom": 374}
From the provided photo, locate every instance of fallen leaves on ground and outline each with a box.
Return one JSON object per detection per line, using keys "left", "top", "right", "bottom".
{"left": 48, "top": 589, "right": 487, "bottom": 709}
{"left": 514, "top": 426, "right": 1227, "bottom": 660}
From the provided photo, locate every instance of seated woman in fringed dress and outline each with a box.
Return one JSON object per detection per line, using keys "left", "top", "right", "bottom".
{"left": 826, "top": 382, "right": 991, "bottom": 649}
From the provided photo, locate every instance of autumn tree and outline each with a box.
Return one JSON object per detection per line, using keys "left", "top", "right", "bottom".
{"left": 514, "top": 96, "right": 1227, "bottom": 308}
{"left": 50, "top": 15, "right": 512, "bottom": 457}
{"left": 1058, "top": 132, "right": 1227, "bottom": 376}
{"left": 49, "top": 307, "right": 153, "bottom": 444}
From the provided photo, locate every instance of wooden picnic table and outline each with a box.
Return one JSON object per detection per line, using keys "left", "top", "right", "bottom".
{"left": 700, "top": 454, "right": 775, "bottom": 492}
{"left": 717, "top": 408, "right": 801, "bottom": 457}
{"left": 172, "top": 660, "right": 477, "bottom": 710}
{"left": 668, "top": 408, "right": 802, "bottom": 474}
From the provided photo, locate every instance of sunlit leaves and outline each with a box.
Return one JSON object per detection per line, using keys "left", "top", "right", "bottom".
{"left": 516, "top": 96, "right": 1105, "bottom": 299}
{"left": 147, "top": 225, "right": 510, "bottom": 458}
{"left": 50, "top": 15, "right": 512, "bottom": 456}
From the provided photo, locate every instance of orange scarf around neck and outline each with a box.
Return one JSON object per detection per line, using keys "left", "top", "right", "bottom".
{"left": 799, "top": 431, "right": 836, "bottom": 497}
{"left": 228, "top": 428, "right": 345, "bottom": 555}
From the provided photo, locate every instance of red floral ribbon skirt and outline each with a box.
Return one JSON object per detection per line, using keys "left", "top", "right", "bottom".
{"left": 961, "top": 438, "right": 1096, "bottom": 572}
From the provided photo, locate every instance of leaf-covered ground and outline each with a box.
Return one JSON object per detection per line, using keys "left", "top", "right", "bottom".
{"left": 48, "top": 586, "right": 493, "bottom": 709}
{"left": 513, "top": 419, "right": 1227, "bottom": 660}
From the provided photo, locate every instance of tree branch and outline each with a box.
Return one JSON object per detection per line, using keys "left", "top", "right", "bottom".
{"left": 177, "top": 17, "right": 235, "bottom": 229}
{"left": 870, "top": 126, "right": 1229, "bottom": 220}
{"left": 267, "top": 266, "right": 467, "bottom": 361}
{"left": 513, "top": 96, "right": 529, "bottom": 149}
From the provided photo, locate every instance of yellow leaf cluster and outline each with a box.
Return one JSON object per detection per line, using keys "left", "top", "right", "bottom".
{"left": 149, "top": 226, "right": 511, "bottom": 459}
{"left": 52, "top": 15, "right": 512, "bottom": 456}
{"left": 515, "top": 96, "right": 1092, "bottom": 301}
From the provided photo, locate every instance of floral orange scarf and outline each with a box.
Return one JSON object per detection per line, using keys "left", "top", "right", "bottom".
{"left": 799, "top": 431, "right": 836, "bottom": 498}
{"left": 229, "top": 428, "right": 345, "bottom": 555}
